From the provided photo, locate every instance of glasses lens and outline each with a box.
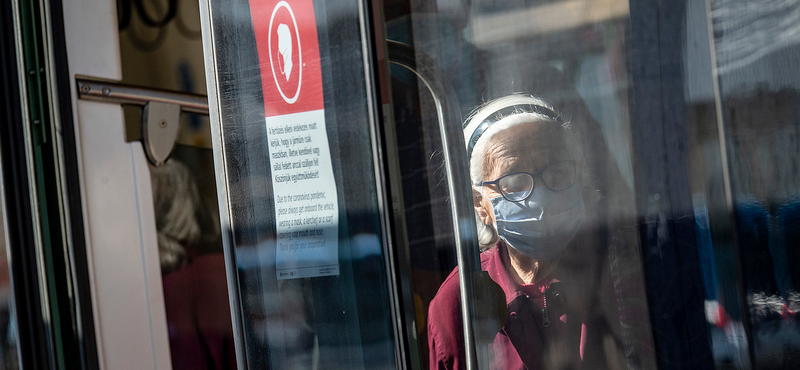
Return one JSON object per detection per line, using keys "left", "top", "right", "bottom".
{"left": 542, "top": 161, "right": 576, "bottom": 191}
{"left": 498, "top": 173, "right": 534, "bottom": 201}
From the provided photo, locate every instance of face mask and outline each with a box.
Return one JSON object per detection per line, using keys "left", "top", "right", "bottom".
{"left": 490, "top": 183, "right": 586, "bottom": 261}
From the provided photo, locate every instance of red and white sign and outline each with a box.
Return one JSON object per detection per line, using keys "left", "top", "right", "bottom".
{"left": 250, "top": 0, "right": 339, "bottom": 280}
{"left": 251, "top": 0, "right": 324, "bottom": 115}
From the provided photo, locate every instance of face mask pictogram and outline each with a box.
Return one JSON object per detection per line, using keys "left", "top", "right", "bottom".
{"left": 268, "top": 1, "right": 302, "bottom": 104}
{"left": 276, "top": 24, "right": 293, "bottom": 81}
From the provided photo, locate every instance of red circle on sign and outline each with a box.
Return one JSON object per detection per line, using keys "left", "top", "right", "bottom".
{"left": 268, "top": 2, "right": 302, "bottom": 104}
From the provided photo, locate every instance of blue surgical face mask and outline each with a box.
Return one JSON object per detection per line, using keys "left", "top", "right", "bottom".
{"left": 490, "top": 183, "right": 586, "bottom": 261}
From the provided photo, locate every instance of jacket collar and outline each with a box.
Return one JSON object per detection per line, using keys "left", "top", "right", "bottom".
{"left": 486, "top": 241, "right": 531, "bottom": 305}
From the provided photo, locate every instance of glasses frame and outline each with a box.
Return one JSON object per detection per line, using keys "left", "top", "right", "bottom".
{"left": 475, "top": 160, "right": 578, "bottom": 202}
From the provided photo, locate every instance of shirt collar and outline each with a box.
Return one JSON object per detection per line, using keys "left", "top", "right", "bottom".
{"left": 487, "top": 240, "right": 560, "bottom": 305}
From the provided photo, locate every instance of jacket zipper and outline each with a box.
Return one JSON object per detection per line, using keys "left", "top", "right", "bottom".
{"left": 542, "top": 293, "right": 550, "bottom": 328}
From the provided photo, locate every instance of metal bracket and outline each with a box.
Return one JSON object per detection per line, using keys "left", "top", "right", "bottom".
{"left": 75, "top": 77, "right": 211, "bottom": 166}
{"left": 141, "top": 101, "right": 181, "bottom": 166}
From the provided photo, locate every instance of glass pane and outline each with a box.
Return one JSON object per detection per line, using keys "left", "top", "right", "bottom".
{"left": 686, "top": 0, "right": 800, "bottom": 367}
{"left": 202, "top": 0, "right": 397, "bottom": 368}
{"left": 383, "top": 0, "right": 800, "bottom": 368}
{"left": 150, "top": 149, "right": 234, "bottom": 369}
{"left": 384, "top": 1, "right": 657, "bottom": 369}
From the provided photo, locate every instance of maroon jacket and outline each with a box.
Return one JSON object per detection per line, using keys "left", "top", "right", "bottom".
{"left": 163, "top": 254, "right": 236, "bottom": 370}
{"left": 428, "top": 241, "right": 587, "bottom": 370}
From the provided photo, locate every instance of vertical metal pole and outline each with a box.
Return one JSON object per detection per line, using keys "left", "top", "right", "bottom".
{"left": 388, "top": 41, "right": 483, "bottom": 370}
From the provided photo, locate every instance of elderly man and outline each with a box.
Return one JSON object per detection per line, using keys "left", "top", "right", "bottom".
{"left": 428, "top": 95, "right": 624, "bottom": 370}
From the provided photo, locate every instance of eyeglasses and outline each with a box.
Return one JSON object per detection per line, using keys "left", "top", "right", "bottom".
{"left": 476, "top": 160, "right": 577, "bottom": 202}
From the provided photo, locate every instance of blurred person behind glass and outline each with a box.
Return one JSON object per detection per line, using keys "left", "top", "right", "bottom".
{"left": 428, "top": 94, "right": 651, "bottom": 369}
{"left": 150, "top": 159, "right": 235, "bottom": 369}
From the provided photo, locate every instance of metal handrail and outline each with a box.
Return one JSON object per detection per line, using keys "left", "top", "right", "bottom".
{"left": 75, "top": 77, "right": 209, "bottom": 115}
{"left": 387, "top": 40, "right": 483, "bottom": 370}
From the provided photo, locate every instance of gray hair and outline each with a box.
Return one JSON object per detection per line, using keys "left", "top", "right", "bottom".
{"left": 463, "top": 94, "right": 585, "bottom": 250}
{"left": 150, "top": 159, "right": 202, "bottom": 273}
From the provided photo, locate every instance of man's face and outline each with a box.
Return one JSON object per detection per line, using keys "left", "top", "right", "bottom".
{"left": 475, "top": 122, "right": 579, "bottom": 225}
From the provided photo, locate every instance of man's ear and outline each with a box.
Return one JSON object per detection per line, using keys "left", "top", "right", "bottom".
{"left": 473, "top": 188, "right": 493, "bottom": 226}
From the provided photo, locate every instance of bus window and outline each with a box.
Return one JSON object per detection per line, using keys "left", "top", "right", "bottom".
{"left": 383, "top": 1, "right": 656, "bottom": 368}
{"left": 380, "top": 0, "right": 800, "bottom": 369}
{"left": 200, "top": 0, "right": 399, "bottom": 368}
{"left": 687, "top": 0, "right": 800, "bottom": 367}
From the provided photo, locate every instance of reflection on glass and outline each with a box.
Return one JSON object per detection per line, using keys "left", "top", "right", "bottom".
{"left": 149, "top": 151, "right": 235, "bottom": 370}
{"left": 685, "top": 0, "right": 800, "bottom": 367}
{"left": 385, "top": 0, "right": 655, "bottom": 368}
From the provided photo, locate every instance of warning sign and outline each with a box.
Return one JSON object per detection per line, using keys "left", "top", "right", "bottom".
{"left": 250, "top": 0, "right": 339, "bottom": 279}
